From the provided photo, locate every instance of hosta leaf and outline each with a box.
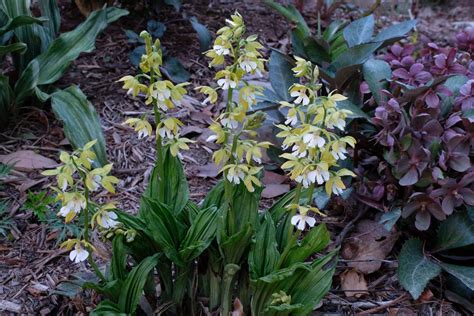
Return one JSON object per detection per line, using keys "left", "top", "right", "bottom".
{"left": 249, "top": 212, "right": 280, "bottom": 279}
{"left": 398, "top": 238, "right": 441, "bottom": 299}
{"left": 343, "top": 14, "right": 374, "bottom": 47}
{"left": 282, "top": 223, "right": 330, "bottom": 267}
{"left": 39, "top": 0, "right": 60, "bottom": 38}
{"left": 362, "top": 58, "right": 391, "bottom": 105}
{"left": 268, "top": 49, "right": 298, "bottom": 102}
{"left": 144, "top": 148, "right": 189, "bottom": 215}
{"left": 190, "top": 16, "right": 211, "bottom": 52}
{"left": 118, "top": 254, "right": 160, "bottom": 314}
{"left": 179, "top": 206, "right": 218, "bottom": 262}
{"left": 50, "top": 85, "right": 107, "bottom": 166}
{"left": 440, "top": 263, "right": 474, "bottom": 291}
{"left": 433, "top": 211, "right": 474, "bottom": 252}
{"left": 374, "top": 19, "right": 417, "bottom": 43}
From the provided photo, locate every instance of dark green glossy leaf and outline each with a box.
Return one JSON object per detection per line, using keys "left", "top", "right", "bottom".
{"left": 343, "top": 14, "right": 374, "bottom": 47}
{"left": 50, "top": 85, "right": 107, "bottom": 166}
{"left": 91, "top": 300, "right": 124, "bottom": 315}
{"left": 336, "top": 99, "right": 370, "bottom": 120}
{"left": 162, "top": 56, "right": 190, "bottom": 83}
{"left": 323, "top": 20, "right": 346, "bottom": 43}
{"left": 374, "top": 19, "right": 417, "bottom": 43}
{"left": 146, "top": 19, "right": 166, "bottom": 38}
{"left": 362, "top": 58, "right": 391, "bottom": 105}
{"left": 443, "top": 75, "right": 468, "bottom": 96}
{"left": 331, "top": 42, "right": 382, "bottom": 70}
{"left": 433, "top": 211, "right": 474, "bottom": 252}
{"left": 190, "top": 16, "right": 211, "bottom": 52}
{"left": 304, "top": 36, "right": 331, "bottom": 65}
{"left": 398, "top": 238, "right": 441, "bottom": 299}
{"left": 268, "top": 49, "right": 297, "bottom": 102}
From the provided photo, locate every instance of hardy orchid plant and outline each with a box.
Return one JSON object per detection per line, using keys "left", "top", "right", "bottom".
{"left": 43, "top": 13, "right": 357, "bottom": 316}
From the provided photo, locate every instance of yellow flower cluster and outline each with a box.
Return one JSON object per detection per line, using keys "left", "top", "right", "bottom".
{"left": 119, "top": 31, "right": 192, "bottom": 157}
{"left": 42, "top": 140, "right": 120, "bottom": 263}
{"left": 199, "top": 12, "right": 268, "bottom": 192}
{"left": 277, "top": 57, "right": 357, "bottom": 230}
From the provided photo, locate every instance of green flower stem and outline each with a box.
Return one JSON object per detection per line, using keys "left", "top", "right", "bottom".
{"left": 149, "top": 69, "right": 164, "bottom": 175}
{"left": 276, "top": 183, "right": 303, "bottom": 268}
{"left": 72, "top": 159, "right": 106, "bottom": 282}
{"left": 221, "top": 263, "right": 240, "bottom": 316}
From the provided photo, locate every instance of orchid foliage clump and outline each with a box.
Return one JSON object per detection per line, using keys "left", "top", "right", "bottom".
{"left": 43, "top": 13, "right": 358, "bottom": 316}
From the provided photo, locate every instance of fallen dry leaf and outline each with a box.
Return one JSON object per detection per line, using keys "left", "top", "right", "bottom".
{"left": 341, "top": 219, "right": 399, "bottom": 274}
{"left": 340, "top": 269, "right": 369, "bottom": 298}
{"left": 195, "top": 163, "right": 220, "bottom": 178}
{"left": 180, "top": 125, "right": 203, "bottom": 137}
{"left": 231, "top": 298, "right": 244, "bottom": 316}
{"left": 262, "top": 171, "right": 287, "bottom": 185}
{"left": 0, "top": 151, "right": 58, "bottom": 172}
{"left": 262, "top": 184, "right": 290, "bottom": 199}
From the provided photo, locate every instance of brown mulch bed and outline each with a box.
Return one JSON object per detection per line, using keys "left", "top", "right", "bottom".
{"left": 0, "top": 0, "right": 472, "bottom": 314}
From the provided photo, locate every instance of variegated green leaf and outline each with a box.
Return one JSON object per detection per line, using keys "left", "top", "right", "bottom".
{"left": 50, "top": 85, "right": 107, "bottom": 166}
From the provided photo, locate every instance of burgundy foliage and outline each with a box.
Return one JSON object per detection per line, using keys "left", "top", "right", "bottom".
{"left": 359, "top": 28, "right": 474, "bottom": 230}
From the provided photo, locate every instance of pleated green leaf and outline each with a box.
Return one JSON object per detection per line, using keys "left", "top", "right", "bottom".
{"left": 0, "top": 42, "right": 26, "bottom": 58}
{"left": 179, "top": 206, "right": 218, "bottom": 263}
{"left": 118, "top": 254, "right": 160, "bottom": 314}
{"left": 0, "top": 15, "right": 46, "bottom": 37}
{"left": 144, "top": 148, "right": 189, "bottom": 215}
{"left": 50, "top": 85, "right": 107, "bottom": 166}
{"left": 39, "top": 0, "right": 60, "bottom": 38}
{"left": 282, "top": 223, "right": 330, "bottom": 267}
{"left": 249, "top": 212, "right": 280, "bottom": 279}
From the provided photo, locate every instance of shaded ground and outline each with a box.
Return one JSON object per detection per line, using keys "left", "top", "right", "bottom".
{"left": 0, "top": 0, "right": 472, "bottom": 314}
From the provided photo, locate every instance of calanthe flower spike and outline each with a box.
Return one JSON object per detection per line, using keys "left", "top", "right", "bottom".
{"left": 118, "top": 30, "right": 192, "bottom": 159}
{"left": 199, "top": 12, "right": 268, "bottom": 197}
